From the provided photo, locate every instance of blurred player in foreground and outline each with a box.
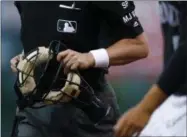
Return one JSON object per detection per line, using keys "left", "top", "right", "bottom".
{"left": 114, "top": 2, "right": 187, "bottom": 137}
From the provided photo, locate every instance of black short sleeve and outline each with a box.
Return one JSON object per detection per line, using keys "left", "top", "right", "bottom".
{"left": 157, "top": 43, "right": 186, "bottom": 95}
{"left": 93, "top": 1, "right": 144, "bottom": 38}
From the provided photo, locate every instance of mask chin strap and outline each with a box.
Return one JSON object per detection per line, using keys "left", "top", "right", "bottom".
{"left": 75, "top": 72, "right": 110, "bottom": 124}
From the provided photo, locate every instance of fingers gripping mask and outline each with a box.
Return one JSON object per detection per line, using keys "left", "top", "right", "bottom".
{"left": 14, "top": 41, "right": 110, "bottom": 124}
{"left": 15, "top": 46, "right": 82, "bottom": 106}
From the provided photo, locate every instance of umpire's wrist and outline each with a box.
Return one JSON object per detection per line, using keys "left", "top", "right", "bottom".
{"left": 87, "top": 52, "right": 96, "bottom": 68}
{"left": 89, "top": 48, "right": 109, "bottom": 68}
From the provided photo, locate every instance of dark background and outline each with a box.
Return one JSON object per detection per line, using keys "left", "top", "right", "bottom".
{"left": 1, "top": 1, "right": 163, "bottom": 137}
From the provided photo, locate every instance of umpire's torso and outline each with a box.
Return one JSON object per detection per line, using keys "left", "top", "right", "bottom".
{"left": 15, "top": 1, "right": 110, "bottom": 89}
{"left": 15, "top": 1, "right": 101, "bottom": 53}
{"left": 15, "top": 1, "right": 143, "bottom": 89}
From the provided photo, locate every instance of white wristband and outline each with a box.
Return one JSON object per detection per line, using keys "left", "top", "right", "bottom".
{"left": 90, "top": 48, "right": 109, "bottom": 68}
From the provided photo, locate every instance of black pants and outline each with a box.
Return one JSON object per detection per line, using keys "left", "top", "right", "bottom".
{"left": 11, "top": 83, "right": 120, "bottom": 137}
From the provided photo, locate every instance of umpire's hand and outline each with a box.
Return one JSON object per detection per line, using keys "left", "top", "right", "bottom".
{"left": 57, "top": 49, "right": 95, "bottom": 73}
{"left": 114, "top": 106, "right": 151, "bottom": 137}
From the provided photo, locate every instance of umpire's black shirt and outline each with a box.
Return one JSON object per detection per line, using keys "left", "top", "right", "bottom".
{"left": 15, "top": 1, "right": 143, "bottom": 88}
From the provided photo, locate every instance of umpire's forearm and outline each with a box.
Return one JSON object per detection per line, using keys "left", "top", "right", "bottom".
{"left": 137, "top": 84, "right": 168, "bottom": 114}
{"left": 107, "top": 33, "right": 149, "bottom": 66}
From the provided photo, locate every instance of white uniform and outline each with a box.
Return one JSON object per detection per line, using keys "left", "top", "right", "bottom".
{"left": 140, "top": 95, "right": 187, "bottom": 136}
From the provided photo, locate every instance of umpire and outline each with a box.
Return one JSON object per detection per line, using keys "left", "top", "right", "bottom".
{"left": 10, "top": 1, "right": 148, "bottom": 137}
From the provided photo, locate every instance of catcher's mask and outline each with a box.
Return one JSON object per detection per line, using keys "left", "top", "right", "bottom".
{"left": 14, "top": 40, "right": 110, "bottom": 123}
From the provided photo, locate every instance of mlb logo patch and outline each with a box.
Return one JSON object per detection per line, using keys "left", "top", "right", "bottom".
{"left": 57, "top": 19, "right": 77, "bottom": 33}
